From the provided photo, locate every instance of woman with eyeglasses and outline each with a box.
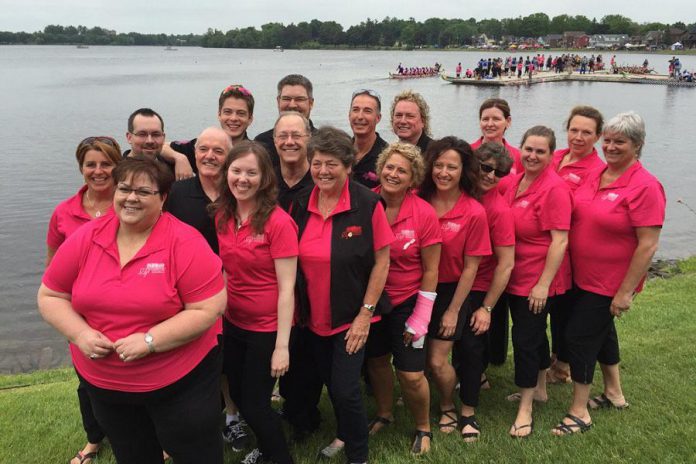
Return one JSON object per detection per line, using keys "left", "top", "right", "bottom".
{"left": 546, "top": 106, "right": 606, "bottom": 386}
{"left": 39, "top": 155, "right": 227, "bottom": 464}
{"left": 45, "top": 136, "right": 121, "bottom": 464}
{"left": 418, "top": 137, "right": 492, "bottom": 441}
{"left": 501, "top": 126, "right": 572, "bottom": 438}
{"left": 212, "top": 141, "right": 297, "bottom": 464}
{"left": 470, "top": 98, "right": 523, "bottom": 176}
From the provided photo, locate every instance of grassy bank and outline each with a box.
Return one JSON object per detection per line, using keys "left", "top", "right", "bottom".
{"left": 2, "top": 258, "right": 695, "bottom": 463}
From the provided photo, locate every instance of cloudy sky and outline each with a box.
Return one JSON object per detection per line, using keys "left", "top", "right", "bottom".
{"left": 1, "top": 0, "right": 693, "bottom": 34}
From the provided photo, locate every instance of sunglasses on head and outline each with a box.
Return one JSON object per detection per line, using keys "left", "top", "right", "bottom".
{"left": 479, "top": 161, "right": 510, "bottom": 178}
{"left": 221, "top": 84, "right": 252, "bottom": 97}
{"left": 79, "top": 136, "right": 118, "bottom": 148}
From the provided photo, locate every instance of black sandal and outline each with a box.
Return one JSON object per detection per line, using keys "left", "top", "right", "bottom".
{"left": 411, "top": 430, "right": 433, "bottom": 455}
{"left": 552, "top": 413, "right": 593, "bottom": 435}
{"left": 438, "top": 408, "right": 458, "bottom": 433}
{"left": 588, "top": 393, "right": 629, "bottom": 410}
{"left": 367, "top": 416, "right": 393, "bottom": 435}
{"left": 459, "top": 415, "right": 481, "bottom": 442}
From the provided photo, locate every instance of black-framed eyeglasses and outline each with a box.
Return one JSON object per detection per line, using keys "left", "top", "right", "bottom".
{"left": 129, "top": 131, "right": 164, "bottom": 140}
{"left": 479, "top": 162, "right": 510, "bottom": 178}
{"left": 116, "top": 185, "right": 160, "bottom": 198}
{"left": 79, "top": 136, "right": 118, "bottom": 148}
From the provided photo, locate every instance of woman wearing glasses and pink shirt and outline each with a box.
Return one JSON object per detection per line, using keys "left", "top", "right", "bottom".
{"left": 39, "top": 156, "right": 227, "bottom": 464}
{"left": 45, "top": 136, "right": 122, "bottom": 464}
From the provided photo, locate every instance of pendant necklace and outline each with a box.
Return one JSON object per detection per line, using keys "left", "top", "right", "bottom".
{"left": 85, "top": 191, "right": 103, "bottom": 218}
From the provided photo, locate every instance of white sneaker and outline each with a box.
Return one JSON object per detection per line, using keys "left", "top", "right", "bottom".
{"left": 241, "top": 448, "right": 263, "bottom": 464}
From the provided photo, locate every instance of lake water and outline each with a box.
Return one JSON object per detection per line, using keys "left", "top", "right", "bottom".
{"left": 1, "top": 46, "right": 695, "bottom": 374}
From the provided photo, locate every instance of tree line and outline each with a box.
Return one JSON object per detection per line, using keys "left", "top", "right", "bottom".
{"left": 1, "top": 15, "right": 692, "bottom": 49}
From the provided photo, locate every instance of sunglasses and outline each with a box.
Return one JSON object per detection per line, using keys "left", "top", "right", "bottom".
{"left": 79, "top": 136, "right": 119, "bottom": 148}
{"left": 221, "top": 84, "right": 253, "bottom": 97}
{"left": 352, "top": 89, "right": 381, "bottom": 109}
{"left": 479, "top": 162, "right": 510, "bottom": 178}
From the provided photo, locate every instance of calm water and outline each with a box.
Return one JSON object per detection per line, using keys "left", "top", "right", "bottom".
{"left": 1, "top": 46, "right": 695, "bottom": 373}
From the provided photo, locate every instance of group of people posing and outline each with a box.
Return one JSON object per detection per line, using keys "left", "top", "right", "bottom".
{"left": 40, "top": 73, "right": 665, "bottom": 464}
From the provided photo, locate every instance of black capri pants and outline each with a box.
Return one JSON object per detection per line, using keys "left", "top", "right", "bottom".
{"left": 508, "top": 293, "right": 553, "bottom": 388}
{"left": 82, "top": 346, "right": 223, "bottom": 464}
{"left": 564, "top": 287, "right": 621, "bottom": 385}
{"left": 366, "top": 294, "right": 426, "bottom": 372}
{"left": 453, "top": 291, "right": 487, "bottom": 407}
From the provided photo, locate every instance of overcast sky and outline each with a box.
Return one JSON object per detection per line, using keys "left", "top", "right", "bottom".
{"left": 1, "top": 0, "right": 693, "bottom": 34}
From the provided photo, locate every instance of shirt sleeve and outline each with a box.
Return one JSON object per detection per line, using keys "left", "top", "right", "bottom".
{"left": 42, "top": 228, "right": 85, "bottom": 294}
{"left": 46, "top": 208, "right": 65, "bottom": 250}
{"left": 539, "top": 184, "right": 572, "bottom": 231}
{"left": 268, "top": 209, "right": 300, "bottom": 259}
{"left": 489, "top": 202, "right": 515, "bottom": 247}
{"left": 419, "top": 203, "right": 442, "bottom": 248}
{"left": 371, "top": 202, "right": 395, "bottom": 251}
{"left": 464, "top": 206, "right": 492, "bottom": 256}
{"left": 175, "top": 233, "right": 225, "bottom": 304}
{"left": 627, "top": 179, "right": 666, "bottom": 228}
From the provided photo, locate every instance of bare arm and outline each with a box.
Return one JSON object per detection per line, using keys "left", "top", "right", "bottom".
{"left": 529, "top": 229, "right": 568, "bottom": 313}
{"left": 160, "top": 142, "right": 194, "bottom": 180}
{"left": 271, "top": 257, "right": 297, "bottom": 377}
{"left": 440, "top": 255, "right": 481, "bottom": 338}
{"left": 611, "top": 226, "right": 661, "bottom": 317}
{"left": 114, "top": 288, "right": 226, "bottom": 361}
{"left": 345, "top": 245, "right": 390, "bottom": 354}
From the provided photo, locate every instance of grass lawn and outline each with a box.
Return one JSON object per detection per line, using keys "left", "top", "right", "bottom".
{"left": 2, "top": 258, "right": 695, "bottom": 463}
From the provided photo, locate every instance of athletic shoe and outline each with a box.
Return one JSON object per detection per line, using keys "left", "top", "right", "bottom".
{"left": 222, "top": 420, "right": 249, "bottom": 451}
{"left": 241, "top": 448, "right": 263, "bottom": 464}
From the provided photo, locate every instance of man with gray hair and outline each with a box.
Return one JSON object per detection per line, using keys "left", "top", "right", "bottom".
{"left": 273, "top": 112, "right": 314, "bottom": 211}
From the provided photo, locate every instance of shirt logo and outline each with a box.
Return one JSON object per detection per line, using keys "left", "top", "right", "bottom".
{"left": 402, "top": 239, "right": 416, "bottom": 250}
{"left": 243, "top": 234, "right": 266, "bottom": 245}
{"left": 139, "top": 263, "right": 165, "bottom": 276}
{"left": 565, "top": 173, "right": 581, "bottom": 184}
{"left": 601, "top": 193, "right": 619, "bottom": 202}
{"left": 396, "top": 229, "right": 415, "bottom": 241}
{"left": 362, "top": 172, "right": 378, "bottom": 182}
{"left": 442, "top": 221, "right": 461, "bottom": 233}
{"left": 341, "top": 225, "right": 362, "bottom": 239}
{"left": 515, "top": 200, "right": 530, "bottom": 209}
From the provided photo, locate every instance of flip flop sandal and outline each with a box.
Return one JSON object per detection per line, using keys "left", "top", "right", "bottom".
{"left": 588, "top": 393, "right": 629, "bottom": 410}
{"left": 509, "top": 421, "right": 534, "bottom": 439}
{"left": 506, "top": 392, "right": 548, "bottom": 403}
{"left": 480, "top": 374, "right": 491, "bottom": 390}
{"left": 72, "top": 451, "right": 98, "bottom": 464}
{"left": 438, "top": 408, "right": 459, "bottom": 433}
{"left": 552, "top": 413, "right": 593, "bottom": 435}
{"left": 367, "top": 416, "right": 393, "bottom": 435}
{"left": 458, "top": 415, "right": 481, "bottom": 442}
{"left": 411, "top": 430, "right": 433, "bottom": 455}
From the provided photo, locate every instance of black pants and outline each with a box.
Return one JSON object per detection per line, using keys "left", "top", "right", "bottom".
{"left": 223, "top": 320, "right": 293, "bottom": 464}
{"left": 565, "top": 288, "right": 621, "bottom": 384}
{"left": 550, "top": 291, "right": 572, "bottom": 363}
{"left": 77, "top": 379, "right": 105, "bottom": 444}
{"left": 508, "top": 294, "right": 553, "bottom": 388}
{"left": 453, "top": 292, "right": 487, "bottom": 407}
{"left": 82, "top": 347, "right": 223, "bottom": 464}
{"left": 310, "top": 329, "right": 368, "bottom": 463}
{"left": 485, "top": 293, "right": 509, "bottom": 367}
{"left": 279, "top": 326, "right": 323, "bottom": 435}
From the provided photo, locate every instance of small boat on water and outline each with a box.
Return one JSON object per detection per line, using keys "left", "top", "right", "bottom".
{"left": 389, "top": 71, "right": 441, "bottom": 79}
{"left": 389, "top": 63, "right": 442, "bottom": 79}
{"left": 164, "top": 46, "right": 178, "bottom": 51}
{"left": 76, "top": 44, "right": 89, "bottom": 49}
{"left": 274, "top": 45, "right": 284, "bottom": 52}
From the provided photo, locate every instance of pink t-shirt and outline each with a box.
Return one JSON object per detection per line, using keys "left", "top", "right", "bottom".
{"left": 299, "top": 181, "right": 394, "bottom": 336}
{"left": 436, "top": 192, "right": 492, "bottom": 283}
{"left": 374, "top": 188, "right": 442, "bottom": 306}
{"left": 472, "top": 188, "right": 515, "bottom": 292}
{"left": 46, "top": 185, "right": 114, "bottom": 249}
{"left": 552, "top": 148, "right": 606, "bottom": 193}
{"left": 504, "top": 167, "right": 573, "bottom": 296}
{"left": 570, "top": 161, "right": 665, "bottom": 297}
{"left": 42, "top": 213, "right": 224, "bottom": 392}
{"left": 470, "top": 138, "right": 524, "bottom": 175}
{"left": 218, "top": 207, "right": 298, "bottom": 332}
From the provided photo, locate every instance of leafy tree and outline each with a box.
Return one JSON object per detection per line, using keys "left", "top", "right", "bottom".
{"left": 601, "top": 14, "right": 638, "bottom": 35}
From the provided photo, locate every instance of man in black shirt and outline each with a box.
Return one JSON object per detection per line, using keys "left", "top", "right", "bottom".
{"left": 255, "top": 74, "right": 316, "bottom": 167}
{"left": 390, "top": 90, "right": 433, "bottom": 154}
{"left": 349, "top": 89, "right": 388, "bottom": 188}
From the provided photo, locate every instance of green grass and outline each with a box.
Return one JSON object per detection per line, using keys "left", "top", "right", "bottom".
{"left": 3, "top": 258, "right": 696, "bottom": 463}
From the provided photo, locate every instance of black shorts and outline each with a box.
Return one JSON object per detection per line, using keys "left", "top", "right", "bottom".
{"left": 366, "top": 294, "right": 426, "bottom": 372}
{"left": 427, "top": 282, "right": 468, "bottom": 341}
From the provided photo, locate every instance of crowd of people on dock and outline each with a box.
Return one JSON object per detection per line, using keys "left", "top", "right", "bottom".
{"left": 40, "top": 74, "right": 665, "bottom": 464}
{"left": 453, "top": 54, "right": 608, "bottom": 80}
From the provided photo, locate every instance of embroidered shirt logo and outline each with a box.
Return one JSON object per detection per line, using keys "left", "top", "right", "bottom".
{"left": 139, "top": 263, "right": 165, "bottom": 276}
{"left": 341, "top": 225, "right": 362, "bottom": 239}
{"left": 396, "top": 229, "right": 415, "bottom": 241}
{"left": 243, "top": 234, "right": 266, "bottom": 245}
{"left": 515, "top": 200, "right": 530, "bottom": 209}
{"left": 565, "top": 173, "right": 581, "bottom": 184}
{"left": 442, "top": 221, "right": 461, "bottom": 233}
{"left": 601, "top": 193, "right": 619, "bottom": 202}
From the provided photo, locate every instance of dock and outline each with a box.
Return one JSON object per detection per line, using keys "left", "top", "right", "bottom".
{"left": 441, "top": 71, "right": 696, "bottom": 88}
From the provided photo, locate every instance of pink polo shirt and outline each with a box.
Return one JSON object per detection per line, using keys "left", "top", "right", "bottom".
{"left": 472, "top": 188, "right": 515, "bottom": 292}
{"left": 470, "top": 137, "right": 524, "bottom": 175}
{"left": 552, "top": 148, "right": 606, "bottom": 193}
{"left": 436, "top": 192, "right": 492, "bottom": 284}
{"left": 218, "top": 207, "right": 299, "bottom": 332}
{"left": 374, "top": 188, "right": 442, "bottom": 306}
{"left": 42, "top": 213, "right": 224, "bottom": 392}
{"left": 504, "top": 167, "right": 573, "bottom": 296}
{"left": 299, "top": 181, "right": 394, "bottom": 337}
{"left": 46, "top": 185, "right": 114, "bottom": 249}
{"left": 570, "top": 161, "right": 665, "bottom": 297}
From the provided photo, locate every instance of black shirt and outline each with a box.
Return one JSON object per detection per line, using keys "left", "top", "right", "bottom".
{"left": 122, "top": 149, "right": 175, "bottom": 174}
{"left": 274, "top": 166, "right": 314, "bottom": 212}
{"left": 352, "top": 132, "right": 388, "bottom": 189}
{"left": 415, "top": 132, "right": 433, "bottom": 154}
{"left": 166, "top": 176, "right": 218, "bottom": 254}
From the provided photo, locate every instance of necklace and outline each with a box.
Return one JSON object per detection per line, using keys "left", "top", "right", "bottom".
{"left": 85, "top": 191, "right": 105, "bottom": 218}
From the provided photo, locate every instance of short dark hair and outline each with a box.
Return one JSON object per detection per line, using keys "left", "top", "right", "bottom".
{"left": 127, "top": 108, "right": 164, "bottom": 133}
{"left": 520, "top": 126, "right": 557, "bottom": 153}
{"left": 112, "top": 155, "right": 174, "bottom": 200}
{"left": 218, "top": 84, "right": 255, "bottom": 115}
{"left": 419, "top": 136, "right": 481, "bottom": 201}
{"left": 565, "top": 105, "right": 604, "bottom": 135}
{"left": 474, "top": 142, "right": 513, "bottom": 172}
{"left": 307, "top": 126, "right": 355, "bottom": 168}
{"left": 277, "top": 74, "right": 313, "bottom": 99}
{"left": 478, "top": 98, "right": 511, "bottom": 119}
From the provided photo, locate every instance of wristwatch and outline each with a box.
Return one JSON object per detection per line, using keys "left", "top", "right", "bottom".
{"left": 482, "top": 305, "right": 493, "bottom": 313}
{"left": 144, "top": 332, "right": 156, "bottom": 353}
{"left": 361, "top": 303, "right": 376, "bottom": 313}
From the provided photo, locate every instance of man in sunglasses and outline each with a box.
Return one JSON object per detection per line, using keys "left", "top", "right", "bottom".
{"left": 349, "top": 89, "right": 387, "bottom": 189}
{"left": 160, "top": 85, "right": 255, "bottom": 180}
{"left": 255, "top": 74, "right": 316, "bottom": 168}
